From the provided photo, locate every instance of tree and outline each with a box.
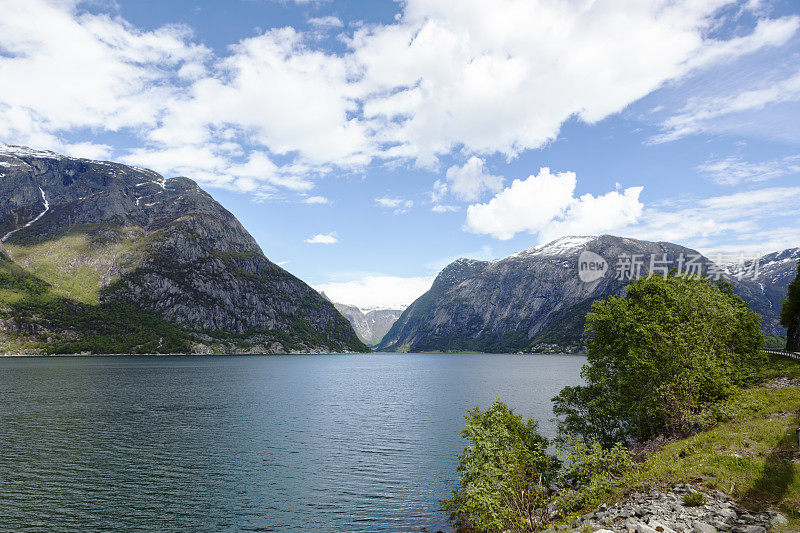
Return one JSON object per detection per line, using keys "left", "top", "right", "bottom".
{"left": 553, "top": 273, "right": 764, "bottom": 445}
{"left": 781, "top": 260, "right": 800, "bottom": 351}
{"left": 442, "top": 400, "right": 557, "bottom": 532}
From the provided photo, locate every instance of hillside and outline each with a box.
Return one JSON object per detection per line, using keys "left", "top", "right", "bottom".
{"left": 377, "top": 235, "right": 795, "bottom": 353}
{"left": 0, "top": 145, "right": 368, "bottom": 354}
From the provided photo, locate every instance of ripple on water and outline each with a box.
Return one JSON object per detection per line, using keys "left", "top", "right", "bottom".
{"left": 0, "top": 353, "right": 584, "bottom": 532}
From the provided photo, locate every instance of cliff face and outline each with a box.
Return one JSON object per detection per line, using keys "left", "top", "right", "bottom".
{"left": 0, "top": 145, "right": 367, "bottom": 354}
{"left": 377, "top": 235, "right": 789, "bottom": 354}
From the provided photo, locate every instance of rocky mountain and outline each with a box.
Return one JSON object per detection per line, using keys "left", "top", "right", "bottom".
{"left": 377, "top": 235, "right": 795, "bottom": 354}
{"left": 0, "top": 145, "right": 368, "bottom": 355}
{"left": 322, "top": 295, "right": 403, "bottom": 346}
{"left": 724, "top": 247, "right": 799, "bottom": 335}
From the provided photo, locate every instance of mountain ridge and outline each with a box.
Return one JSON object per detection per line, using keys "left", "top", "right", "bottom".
{"left": 0, "top": 145, "right": 368, "bottom": 355}
{"left": 377, "top": 235, "right": 795, "bottom": 353}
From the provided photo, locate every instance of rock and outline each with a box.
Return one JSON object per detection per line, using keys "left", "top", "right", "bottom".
{"left": 770, "top": 513, "right": 789, "bottom": 527}
{"left": 736, "top": 527, "right": 766, "bottom": 533}
{"left": 693, "top": 523, "right": 717, "bottom": 533}
{"left": 647, "top": 520, "right": 676, "bottom": 533}
{"left": 637, "top": 524, "right": 659, "bottom": 533}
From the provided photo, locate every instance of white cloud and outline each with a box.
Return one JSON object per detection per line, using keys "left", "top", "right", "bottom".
{"left": 303, "top": 195, "right": 330, "bottom": 204}
{"left": 442, "top": 156, "right": 503, "bottom": 201}
{"left": 0, "top": 0, "right": 208, "bottom": 152}
{"left": 624, "top": 186, "right": 800, "bottom": 254}
{"left": 697, "top": 154, "right": 800, "bottom": 185}
{"left": 353, "top": 0, "right": 799, "bottom": 165}
{"left": 375, "top": 196, "right": 413, "bottom": 214}
{"left": 0, "top": 0, "right": 796, "bottom": 198}
{"left": 431, "top": 204, "right": 458, "bottom": 213}
{"left": 308, "top": 16, "right": 343, "bottom": 28}
{"left": 650, "top": 70, "right": 800, "bottom": 144}
{"left": 315, "top": 274, "right": 434, "bottom": 310}
{"left": 304, "top": 232, "right": 338, "bottom": 244}
{"left": 464, "top": 167, "right": 643, "bottom": 241}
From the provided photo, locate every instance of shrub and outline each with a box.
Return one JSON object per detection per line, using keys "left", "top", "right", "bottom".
{"left": 553, "top": 274, "right": 764, "bottom": 445}
{"left": 555, "top": 439, "right": 635, "bottom": 514}
{"left": 442, "top": 399, "right": 557, "bottom": 532}
{"left": 682, "top": 492, "right": 706, "bottom": 507}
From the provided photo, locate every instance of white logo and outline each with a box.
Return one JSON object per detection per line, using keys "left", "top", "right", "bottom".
{"left": 578, "top": 250, "right": 608, "bottom": 283}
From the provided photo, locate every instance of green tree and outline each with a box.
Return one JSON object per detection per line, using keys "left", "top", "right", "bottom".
{"left": 780, "top": 260, "right": 800, "bottom": 329}
{"left": 553, "top": 274, "right": 764, "bottom": 445}
{"left": 442, "top": 400, "right": 557, "bottom": 532}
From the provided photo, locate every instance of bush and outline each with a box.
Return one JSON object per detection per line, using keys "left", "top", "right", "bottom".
{"left": 553, "top": 274, "right": 764, "bottom": 445}
{"left": 442, "top": 400, "right": 557, "bottom": 532}
{"left": 682, "top": 492, "right": 705, "bottom": 507}
{"left": 554, "top": 439, "right": 635, "bottom": 514}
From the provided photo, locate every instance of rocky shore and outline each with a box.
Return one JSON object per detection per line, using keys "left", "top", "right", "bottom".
{"left": 548, "top": 484, "right": 786, "bottom": 533}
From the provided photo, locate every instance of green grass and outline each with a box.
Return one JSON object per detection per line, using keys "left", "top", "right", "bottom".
{"left": 592, "top": 356, "right": 800, "bottom": 529}
{"left": 5, "top": 224, "right": 145, "bottom": 304}
{"left": 0, "top": 251, "right": 194, "bottom": 354}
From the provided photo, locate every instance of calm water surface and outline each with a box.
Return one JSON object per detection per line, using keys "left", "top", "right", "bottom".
{"left": 0, "top": 353, "right": 585, "bottom": 532}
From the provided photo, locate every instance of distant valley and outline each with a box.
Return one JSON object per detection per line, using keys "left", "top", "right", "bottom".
{"left": 322, "top": 295, "right": 404, "bottom": 347}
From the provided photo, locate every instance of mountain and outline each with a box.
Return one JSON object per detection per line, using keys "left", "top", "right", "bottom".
{"left": 377, "top": 235, "right": 794, "bottom": 354}
{"left": 724, "top": 248, "right": 799, "bottom": 335}
{"left": 0, "top": 145, "right": 368, "bottom": 355}
{"left": 323, "top": 296, "right": 403, "bottom": 347}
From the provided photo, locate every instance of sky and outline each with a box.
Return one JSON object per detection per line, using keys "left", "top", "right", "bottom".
{"left": 1, "top": 0, "right": 799, "bottom": 309}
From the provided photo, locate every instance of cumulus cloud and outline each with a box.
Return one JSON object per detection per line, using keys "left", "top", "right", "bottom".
{"left": 0, "top": 0, "right": 796, "bottom": 198}
{"left": 0, "top": 0, "right": 208, "bottom": 152}
{"left": 697, "top": 154, "right": 800, "bottom": 185}
{"left": 315, "top": 275, "right": 434, "bottom": 310}
{"left": 464, "top": 168, "right": 643, "bottom": 241}
{"left": 304, "top": 232, "right": 338, "bottom": 244}
{"left": 353, "top": 0, "right": 799, "bottom": 165}
{"left": 441, "top": 157, "right": 503, "bottom": 201}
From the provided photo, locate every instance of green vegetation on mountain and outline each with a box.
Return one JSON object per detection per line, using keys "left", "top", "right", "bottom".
{"left": 0, "top": 251, "right": 193, "bottom": 353}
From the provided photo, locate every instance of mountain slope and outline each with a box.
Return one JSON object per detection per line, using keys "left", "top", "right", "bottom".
{"left": 326, "top": 297, "right": 404, "bottom": 346}
{"left": 0, "top": 145, "right": 367, "bottom": 354}
{"left": 377, "top": 235, "right": 789, "bottom": 353}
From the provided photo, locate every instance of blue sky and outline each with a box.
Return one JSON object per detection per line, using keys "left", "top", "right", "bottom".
{"left": 1, "top": 0, "right": 799, "bottom": 308}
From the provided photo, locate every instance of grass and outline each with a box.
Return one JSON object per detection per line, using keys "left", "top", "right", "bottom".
{"left": 682, "top": 492, "right": 705, "bottom": 507}
{"left": 592, "top": 355, "right": 800, "bottom": 529}
{"left": 0, "top": 251, "right": 194, "bottom": 354}
{"left": 5, "top": 224, "right": 145, "bottom": 304}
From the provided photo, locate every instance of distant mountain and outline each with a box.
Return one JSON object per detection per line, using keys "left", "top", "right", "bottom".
{"left": 724, "top": 248, "right": 799, "bottom": 335}
{"left": 377, "top": 235, "right": 795, "bottom": 353}
{"left": 0, "top": 145, "right": 367, "bottom": 354}
{"left": 321, "top": 294, "right": 403, "bottom": 346}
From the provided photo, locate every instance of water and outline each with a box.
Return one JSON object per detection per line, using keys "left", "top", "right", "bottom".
{"left": 0, "top": 353, "right": 585, "bottom": 532}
